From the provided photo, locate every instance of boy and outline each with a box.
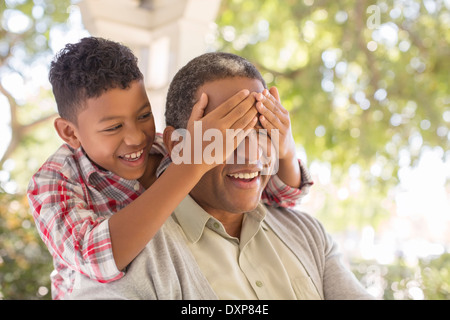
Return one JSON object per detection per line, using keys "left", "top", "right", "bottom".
{"left": 27, "top": 37, "right": 312, "bottom": 299}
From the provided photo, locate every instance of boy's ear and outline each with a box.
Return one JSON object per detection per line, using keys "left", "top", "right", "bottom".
{"left": 54, "top": 117, "right": 81, "bottom": 149}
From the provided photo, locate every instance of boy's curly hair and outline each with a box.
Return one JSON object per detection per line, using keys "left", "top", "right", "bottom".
{"left": 165, "top": 52, "right": 266, "bottom": 129}
{"left": 49, "top": 37, "right": 143, "bottom": 124}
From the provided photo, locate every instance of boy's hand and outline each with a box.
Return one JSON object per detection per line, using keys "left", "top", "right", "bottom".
{"left": 182, "top": 90, "right": 258, "bottom": 170}
{"left": 255, "top": 87, "right": 296, "bottom": 161}
{"left": 255, "top": 86, "right": 301, "bottom": 188}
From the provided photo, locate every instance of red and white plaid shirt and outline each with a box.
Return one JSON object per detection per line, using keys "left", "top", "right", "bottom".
{"left": 27, "top": 134, "right": 313, "bottom": 299}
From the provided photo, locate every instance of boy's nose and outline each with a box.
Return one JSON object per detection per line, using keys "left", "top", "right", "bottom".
{"left": 123, "top": 126, "right": 146, "bottom": 146}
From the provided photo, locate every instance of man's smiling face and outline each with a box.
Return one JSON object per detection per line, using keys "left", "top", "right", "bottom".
{"left": 189, "top": 77, "right": 275, "bottom": 216}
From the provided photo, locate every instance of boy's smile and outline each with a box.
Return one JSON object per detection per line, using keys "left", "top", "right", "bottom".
{"left": 70, "top": 80, "right": 156, "bottom": 180}
{"left": 118, "top": 148, "right": 145, "bottom": 164}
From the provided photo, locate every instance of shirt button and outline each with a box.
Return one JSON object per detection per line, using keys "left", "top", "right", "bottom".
{"left": 213, "top": 222, "right": 220, "bottom": 229}
{"left": 134, "top": 182, "right": 140, "bottom": 191}
{"left": 255, "top": 280, "right": 263, "bottom": 287}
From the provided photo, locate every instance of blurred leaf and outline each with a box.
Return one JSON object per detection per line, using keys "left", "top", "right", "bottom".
{"left": 353, "top": 254, "right": 450, "bottom": 300}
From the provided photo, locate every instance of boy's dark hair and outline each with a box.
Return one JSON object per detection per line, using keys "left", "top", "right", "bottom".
{"left": 165, "top": 52, "right": 266, "bottom": 129}
{"left": 49, "top": 37, "right": 143, "bottom": 124}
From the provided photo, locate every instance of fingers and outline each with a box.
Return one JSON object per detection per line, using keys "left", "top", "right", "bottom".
{"left": 262, "top": 88, "right": 289, "bottom": 116}
{"left": 255, "top": 88, "right": 290, "bottom": 131}
{"left": 200, "top": 89, "right": 257, "bottom": 133}
{"left": 229, "top": 103, "right": 258, "bottom": 131}
{"left": 222, "top": 92, "right": 257, "bottom": 126}
{"left": 269, "top": 86, "right": 280, "bottom": 101}
{"left": 256, "top": 100, "right": 284, "bottom": 133}
{"left": 207, "top": 89, "right": 250, "bottom": 119}
{"left": 189, "top": 92, "right": 209, "bottom": 121}
{"left": 259, "top": 114, "right": 278, "bottom": 133}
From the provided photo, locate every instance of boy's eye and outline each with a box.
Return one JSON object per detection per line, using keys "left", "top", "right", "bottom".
{"left": 103, "top": 124, "right": 122, "bottom": 132}
{"left": 139, "top": 112, "right": 152, "bottom": 120}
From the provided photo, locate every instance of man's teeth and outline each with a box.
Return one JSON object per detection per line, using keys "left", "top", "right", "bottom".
{"left": 123, "top": 149, "right": 144, "bottom": 161}
{"left": 227, "top": 172, "right": 259, "bottom": 179}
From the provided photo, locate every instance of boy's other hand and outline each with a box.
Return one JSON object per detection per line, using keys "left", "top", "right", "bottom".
{"left": 255, "top": 86, "right": 296, "bottom": 162}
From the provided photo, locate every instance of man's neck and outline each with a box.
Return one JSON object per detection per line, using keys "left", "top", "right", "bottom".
{"left": 188, "top": 194, "right": 246, "bottom": 238}
{"left": 138, "top": 154, "right": 162, "bottom": 189}
{"left": 209, "top": 211, "right": 244, "bottom": 238}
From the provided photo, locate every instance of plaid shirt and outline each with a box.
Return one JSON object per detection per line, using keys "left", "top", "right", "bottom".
{"left": 27, "top": 134, "right": 313, "bottom": 299}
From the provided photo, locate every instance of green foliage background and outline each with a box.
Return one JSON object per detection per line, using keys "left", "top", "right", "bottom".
{"left": 213, "top": 0, "right": 449, "bottom": 230}
{"left": 0, "top": 0, "right": 449, "bottom": 299}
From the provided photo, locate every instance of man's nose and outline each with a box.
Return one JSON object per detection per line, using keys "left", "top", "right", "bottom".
{"left": 234, "top": 132, "right": 263, "bottom": 164}
{"left": 123, "top": 125, "right": 146, "bottom": 146}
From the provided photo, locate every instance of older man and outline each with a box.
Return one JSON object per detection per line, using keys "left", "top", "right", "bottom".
{"left": 69, "top": 52, "right": 372, "bottom": 300}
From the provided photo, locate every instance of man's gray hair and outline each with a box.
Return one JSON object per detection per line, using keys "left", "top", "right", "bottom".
{"left": 165, "top": 52, "right": 266, "bottom": 129}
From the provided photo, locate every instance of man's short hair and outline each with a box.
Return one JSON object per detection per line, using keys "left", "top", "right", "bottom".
{"left": 165, "top": 52, "right": 266, "bottom": 129}
{"left": 49, "top": 37, "right": 143, "bottom": 124}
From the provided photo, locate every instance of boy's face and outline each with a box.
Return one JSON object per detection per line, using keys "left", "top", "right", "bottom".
{"left": 73, "top": 80, "right": 155, "bottom": 180}
{"left": 189, "top": 77, "right": 275, "bottom": 216}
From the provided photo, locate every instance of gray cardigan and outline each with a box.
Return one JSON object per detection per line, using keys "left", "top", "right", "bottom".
{"left": 69, "top": 206, "right": 373, "bottom": 300}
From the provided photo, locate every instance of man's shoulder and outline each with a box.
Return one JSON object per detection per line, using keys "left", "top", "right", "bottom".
{"left": 263, "top": 205, "right": 329, "bottom": 243}
{"left": 264, "top": 205, "right": 322, "bottom": 227}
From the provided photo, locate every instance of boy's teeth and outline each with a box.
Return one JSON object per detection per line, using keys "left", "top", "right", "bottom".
{"left": 227, "top": 172, "right": 259, "bottom": 179}
{"left": 123, "top": 149, "right": 143, "bottom": 160}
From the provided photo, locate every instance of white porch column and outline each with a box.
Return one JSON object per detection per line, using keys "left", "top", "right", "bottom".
{"left": 78, "top": 0, "right": 221, "bottom": 132}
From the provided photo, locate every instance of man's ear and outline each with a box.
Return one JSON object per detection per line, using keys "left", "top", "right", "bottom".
{"left": 54, "top": 117, "right": 81, "bottom": 149}
{"left": 163, "top": 126, "right": 178, "bottom": 155}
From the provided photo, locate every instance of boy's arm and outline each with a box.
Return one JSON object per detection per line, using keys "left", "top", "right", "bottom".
{"left": 108, "top": 161, "right": 205, "bottom": 270}
{"left": 27, "top": 162, "right": 123, "bottom": 283}
{"left": 261, "top": 159, "right": 313, "bottom": 208}
{"left": 27, "top": 151, "right": 207, "bottom": 281}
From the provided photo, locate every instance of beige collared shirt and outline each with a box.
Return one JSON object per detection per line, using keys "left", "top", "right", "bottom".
{"left": 174, "top": 195, "right": 321, "bottom": 300}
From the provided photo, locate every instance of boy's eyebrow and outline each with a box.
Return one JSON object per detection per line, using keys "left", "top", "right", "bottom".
{"left": 98, "top": 103, "right": 151, "bottom": 123}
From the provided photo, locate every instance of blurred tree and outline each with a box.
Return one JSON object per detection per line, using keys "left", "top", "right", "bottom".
{"left": 1, "top": 0, "right": 72, "bottom": 299}
{"left": 420, "top": 253, "right": 450, "bottom": 299}
{"left": 0, "top": 192, "right": 53, "bottom": 299}
{"left": 353, "top": 253, "right": 450, "bottom": 300}
{"left": 213, "top": 0, "right": 450, "bottom": 229}
{"left": 0, "top": 0, "right": 71, "bottom": 183}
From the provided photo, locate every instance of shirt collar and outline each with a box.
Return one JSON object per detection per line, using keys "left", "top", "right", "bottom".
{"left": 71, "top": 146, "right": 115, "bottom": 185}
{"left": 174, "top": 195, "right": 211, "bottom": 243}
{"left": 174, "top": 195, "right": 268, "bottom": 244}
